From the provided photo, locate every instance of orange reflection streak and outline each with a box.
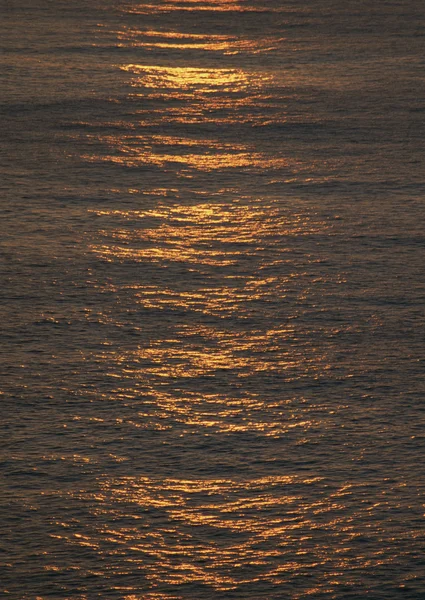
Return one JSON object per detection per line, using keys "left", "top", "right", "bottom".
{"left": 116, "top": 28, "right": 283, "bottom": 54}
{"left": 109, "top": 387, "right": 326, "bottom": 436}
{"left": 91, "top": 202, "right": 327, "bottom": 267}
{"left": 80, "top": 43, "right": 303, "bottom": 176}
{"left": 121, "top": 64, "right": 256, "bottom": 91}
{"left": 84, "top": 111, "right": 294, "bottom": 168}
{"left": 86, "top": 197, "right": 338, "bottom": 437}
{"left": 124, "top": 95, "right": 293, "bottom": 126}
{"left": 92, "top": 321, "right": 332, "bottom": 436}
{"left": 86, "top": 145, "right": 288, "bottom": 172}
{"left": 56, "top": 475, "right": 410, "bottom": 592}
{"left": 123, "top": 0, "right": 278, "bottom": 14}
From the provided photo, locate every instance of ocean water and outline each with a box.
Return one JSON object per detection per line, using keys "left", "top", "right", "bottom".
{"left": 1, "top": 1, "right": 425, "bottom": 598}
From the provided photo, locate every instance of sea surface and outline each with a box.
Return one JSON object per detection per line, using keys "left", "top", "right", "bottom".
{"left": 1, "top": 1, "right": 425, "bottom": 598}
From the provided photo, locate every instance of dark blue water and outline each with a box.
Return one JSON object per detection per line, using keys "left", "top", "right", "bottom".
{"left": 1, "top": 1, "right": 425, "bottom": 598}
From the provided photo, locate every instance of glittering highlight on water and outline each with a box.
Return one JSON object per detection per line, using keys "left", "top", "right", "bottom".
{"left": 1, "top": 0, "right": 425, "bottom": 598}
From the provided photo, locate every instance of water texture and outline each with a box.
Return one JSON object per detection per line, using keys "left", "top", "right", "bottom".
{"left": 1, "top": 1, "right": 425, "bottom": 598}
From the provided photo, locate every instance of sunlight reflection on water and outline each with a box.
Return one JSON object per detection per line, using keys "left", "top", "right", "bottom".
{"left": 2, "top": 0, "right": 425, "bottom": 597}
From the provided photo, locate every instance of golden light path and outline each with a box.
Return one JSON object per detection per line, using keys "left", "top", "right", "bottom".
{"left": 2, "top": 0, "right": 423, "bottom": 598}
{"left": 55, "top": 4, "right": 418, "bottom": 596}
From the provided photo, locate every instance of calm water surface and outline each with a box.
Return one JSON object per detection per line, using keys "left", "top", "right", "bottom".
{"left": 1, "top": 1, "right": 425, "bottom": 598}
